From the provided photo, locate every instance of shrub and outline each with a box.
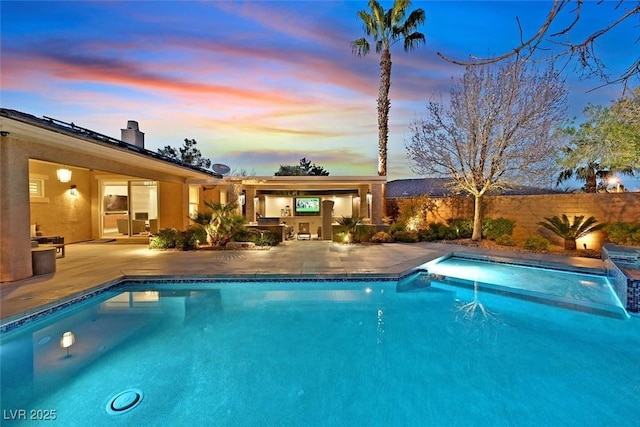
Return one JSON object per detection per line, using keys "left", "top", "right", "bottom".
{"left": 482, "top": 217, "right": 515, "bottom": 240}
{"left": 605, "top": 222, "right": 640, "bottom": 246}
{"left": 388, "top": 222, "right": 406, "bottom": 236}
{"left": 337, "top": 216, "right": 364, "bottom": 242}
{"left": 495, "top": 234, "right": 517, "bottom": 246}
{"left": 523, "top": 235, "right": 550, "bottom": 251}
{"left": 538, "top": 214, "right": 605, "bottom": 250}
{"left": 418, "top": 223, "right": 458, "bottom": 242}
{"left": 190, "top": 226, "right": 208, "bottom": 245}
{"left": 447, "top": 218, "right": 473, "bottom": 238}
{"left": 253, "top": 230, "right": 281, "bottom": 246}
{"left": 149, "top": 228, "right": 179, "bottom": 249}
{"left": 354, "top": 225, "right": 373, "bottom": 243}
{"left": 176, "top": 227, "right": 203, "bottom": 251}
{"left": 393, "top": 231, "right": 419, "bottom": 243}
{"left": 370, "top": 231, "right": 394, "bottom": 243}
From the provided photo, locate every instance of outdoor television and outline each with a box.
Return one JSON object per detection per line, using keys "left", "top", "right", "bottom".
{"left": 104, "top": 195, "right": 128, "bottom": 212}
{"left": 295, "top": 197, "right": 320, "bottom": 214}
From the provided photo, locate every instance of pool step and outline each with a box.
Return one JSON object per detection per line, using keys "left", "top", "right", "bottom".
{"left": 429, "top": 276, "right": 628, "bottom": 319}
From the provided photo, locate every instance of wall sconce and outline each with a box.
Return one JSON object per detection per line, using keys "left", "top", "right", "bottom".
{"left": 60, "top": 331, "right": 75, "bottom": 357}
{"left": 238, "top": 193, "right": 246, "bottom": 206}
{"left": 56, "top": 168, "right": 72, "bottom": 183}
{"left": 354, "top": 195, "right": 361, "bottom": 204}
{"left": 69, "top": 184, "right": 78, "bottom": 196}
{"left": 254, "top": 196, "right": 259, "bottom": 204}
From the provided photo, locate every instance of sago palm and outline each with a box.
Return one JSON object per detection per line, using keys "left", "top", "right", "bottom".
{"left": 537, "top": 214, "right": 605, "bottom": 250}
{"left": 352, "top": 0, "right": 425, "bottom": 176}
{"left": 201, "top": 201, "right": 246, "bottom": 247}
{"left": 337, "top": 216, "right": 363, "bottom": 243}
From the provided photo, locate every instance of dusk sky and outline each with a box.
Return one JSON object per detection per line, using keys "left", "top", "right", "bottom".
{"left": 1, "top": 1, "right": 638, "bottom": 188}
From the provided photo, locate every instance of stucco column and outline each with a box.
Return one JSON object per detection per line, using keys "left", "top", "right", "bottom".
{"left": 370, "top": 182, "right": 384, "bottom": 225}
{"left": 0, "top": 137, "right": 33, "bottom": 282}
{"left": 358, "top": 186, "right": 369, "bottom": 220}
{"left": 245, "top": 187, "right": 256, "bottom": 222}
{"left": 321, "top": 200, "right": 334, "bottom": 240}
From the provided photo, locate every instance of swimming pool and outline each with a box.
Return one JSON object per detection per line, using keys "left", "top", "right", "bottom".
{"left": 420, "top": 255, "right": 627, "bottom": 318}
{"left": 1, "top": 278, "right": 639, "bottom": 426}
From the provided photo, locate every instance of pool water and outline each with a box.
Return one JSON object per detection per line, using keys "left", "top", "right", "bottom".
{"left": 423, "top": 256, "right": 626, "bottom": 318}
{"left": 2, "top": 280, "right": 639, "bottom": 426}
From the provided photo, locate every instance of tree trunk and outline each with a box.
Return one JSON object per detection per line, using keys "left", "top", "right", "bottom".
{"left": 377, "top": 48, "right": 392, "bottom": 176}
{"left": 472, "top": 194, "right": 483, "bottom": 241}
{"left": 585, "top": 172, "right": 597, "bottom": 193}
{"left": 564, "top": 238, "right": 577, "bottom": 250}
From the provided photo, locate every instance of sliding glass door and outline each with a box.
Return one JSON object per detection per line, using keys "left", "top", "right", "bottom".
{"left": 100, "top": 180, "right": 158, "bottom": 238}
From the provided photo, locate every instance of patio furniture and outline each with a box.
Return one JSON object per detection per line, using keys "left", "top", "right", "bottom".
{"left": 34, "top": 236, "right": 65, "bottom": 258}
{"left": 31, "top": 246, "right": 56, "bottom": 275}
{"left": 117, "top": 219, "right": 147, "bottom": 235}
{"left": 297, "top": 222, "right": 311, "bottom": 240}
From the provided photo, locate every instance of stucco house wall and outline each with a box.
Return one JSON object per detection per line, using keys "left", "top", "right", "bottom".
{"left": 29, "top": 161, "right": 93, "bottom": 243}
{"left": 159, "top": 181, "right": 190, "bottom": 231}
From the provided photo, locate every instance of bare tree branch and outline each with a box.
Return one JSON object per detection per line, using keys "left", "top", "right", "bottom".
{"left": 437, "top": 1, "right": 640, "bottom": 88}
{"left": 406, "top": 60, "right": 567, "bottom": 240}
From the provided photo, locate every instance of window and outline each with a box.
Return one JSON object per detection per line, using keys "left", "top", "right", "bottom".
{"left": 29, "top": 178, "right": 45, "bottom": 198}
{"left": 188, "top": 185, "right": 200, "bottom": 217}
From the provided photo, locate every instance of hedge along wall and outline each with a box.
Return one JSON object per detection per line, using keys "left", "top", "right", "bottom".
{"left": 389, "top": 193, "right": 640, "bottom": 249}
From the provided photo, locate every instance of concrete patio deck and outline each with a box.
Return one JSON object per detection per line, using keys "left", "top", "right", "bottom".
{"left": 0, "top": 239, "right": 606, "bottom": 325}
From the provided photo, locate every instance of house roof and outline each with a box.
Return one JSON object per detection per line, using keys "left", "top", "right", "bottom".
{"left": 386, "top": 178, "right": 454, "bottom": 198}
{"left": 386, "top": 178, "right": 565, "bottom": 198}
{"left": 0, "top": 108, "right": 221, "bottom": 179}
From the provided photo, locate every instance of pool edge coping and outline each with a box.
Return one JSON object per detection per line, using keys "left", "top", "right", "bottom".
{"left": 0, "top": 250, "right": 617, "bottom": 334}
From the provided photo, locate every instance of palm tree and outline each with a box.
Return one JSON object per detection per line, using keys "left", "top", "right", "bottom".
{"left": 193, "top": 201, "right": 246, "bottom": 247}
{"left": 352, "top": 0, "right": 425, "bottom": 176}
{"left": 537, "top": 214, "right": 606, "bottom": 250}
{"left": 557, "top": 162, "right": 634, "bottom": 193}
{"left": 337, "top": 216, "right": 363, "bottom": 243}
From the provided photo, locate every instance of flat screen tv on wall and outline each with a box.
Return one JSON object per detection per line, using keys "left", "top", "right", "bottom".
{"left": 104, "top": 195, "right": 128, "bottom": 212}
{"left": 295, "top": 197, "right": 320, "bottom": 215}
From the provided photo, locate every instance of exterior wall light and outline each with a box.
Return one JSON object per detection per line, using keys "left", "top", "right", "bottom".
{"left": 239, "top": 193, "right": 246, "bottom": 206}
{"left": 56, "top": 168, "right": 72, "bottom": 183}
{"left": 69, "top": 184, "right": 78, "bottom": 196}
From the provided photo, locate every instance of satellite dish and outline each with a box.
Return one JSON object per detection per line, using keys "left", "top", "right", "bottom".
{"left": 212, "top": 163, "right": 231, "bottom": 175}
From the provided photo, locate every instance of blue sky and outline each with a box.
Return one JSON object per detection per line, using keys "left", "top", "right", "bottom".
{"left": 1, "top": 1, "right": 638, "bottom": 189}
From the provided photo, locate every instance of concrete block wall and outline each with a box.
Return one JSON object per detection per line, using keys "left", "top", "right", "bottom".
{"left": 390, "top": 193, "right": 640, "bottom": 250}
{"left": 484, "top": 193, "right": 640, "bottom": 249}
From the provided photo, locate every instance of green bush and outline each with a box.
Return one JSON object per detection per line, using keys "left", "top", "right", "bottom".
{"left": 190, "top": 226, "right": 208, "bottom": 245}
{"left": 176, "top": 227, "right": 203, "bottom": 251}
{"left": 233, "top": 228, "right": 257, "bottom": 242}
{"left": 495, "top": 234, "right": 517, "bottom": 246}
{"left": 393, "top": 231, "right": 419, "bottom": 243}
{"left": 149, "top": 228, "right": 180, "bottom": 249}
{"left": 482, "top": 217, "right": 515, "bottom": 240}
{"left": 606, "top": 222, "right": 640, "bottom": 246}
{"left": 354, "top": 225, "right": 373, "bottom": 243}
{"left": 253, "top": 230, "right": 281, "bottom": 246}
{"left": 523, "top": 235, "right": 550, "bottom": 251}
{"left": 418, "top": 223, "right": 458, "bottom": 242}
{"left": 447, "top": 218, "right": 473, "bottom": 238}
{"left": 388, "top": 222, "right": 406, "bottom": 236}
{"left": 370, "top": 231, "right": 394, "bottom": 243}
